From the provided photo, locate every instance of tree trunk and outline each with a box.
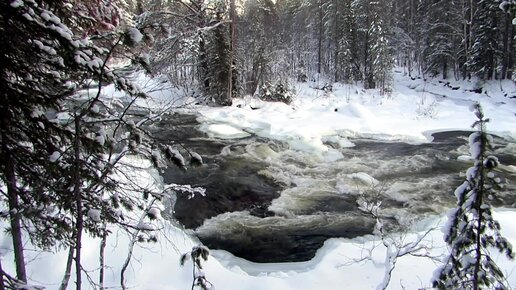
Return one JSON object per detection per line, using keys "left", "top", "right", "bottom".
{"left": 228, "top": 0, "right": 236, "bottom": 100}
{"left": 73, "top": 117, "right": 83, "bottom": 290}
{"left": 0, "top": 257, "right": 7, "bottom": 290}
{"left": 508, "top": 12, "right": 514, "bottom": 80}
{"left": 136, "top": 0, "right": 144, "bottom": 15}
{"left": 59, "top": 246, "right": 75, "bottom": 290}
{"left": 317, "top": 0, "right": 323, "bottom": 75}
{"left": 462, "top": 0, "right": 474, "bottom": 79}
{"left": 99, "top": 226, "right": 107, "bottom": 290}
{"left": 333, "top": 0, "right": 340, "bottom": 82}
{"left": 443, "top": 59, "right": 448, "bottom": 79}
{"left": 501, "top": 11, "right": 513, "bottom": 79}
{"left": 2, "top": 142, "right": 27, "bottom": 283}
{"left": 197, "top": 5, "right": 209, "bottom": 90}
{"left": 364, "top": 30, "right": 373, "bottom": 88}
{"left": 472, "top": 131, "right": 487, "bottom": 290}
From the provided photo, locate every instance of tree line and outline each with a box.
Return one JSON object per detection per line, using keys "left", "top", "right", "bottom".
{"left": 130, "top": 0, "right": 516, "bottom": 104}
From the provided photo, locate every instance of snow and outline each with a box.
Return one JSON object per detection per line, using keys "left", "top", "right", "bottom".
{"left": 22, "top": 12, "right": 34, "bottom": 21}
{"left": 166, "top": 146, "right": 186, "bottom": 167}
{"left": 87, "top": 209, "right": 102, "bottom": 222}
{"left": 200, "top": 123, "right": 251, "bottom": 139}
{"left": 49, "top": 151, "right": 60, "bottom": 162}
{"left": 127, "top": 27, "right": 144, "bottom": 44}
{"left": 2, "top": 70, "right": 516, "bottom": 289}
{"left": 10, "top": 0, "right": 24, "bottom": 8}
{"left": 468, "top": 131, "right": 482, "bottom": 158}
{"left": 3, "top": 211, "right": 515, "bottom": 290}
{"left": 147, "top": 207, "right": 161, "bottom": 220}
{"left": 348, "top": 172, "right": 380, "bottom": 187}
{"left": 190, "top": 151, "right": 203, "bottom": 165}
{"left": 466, "top": 166, "right": 478, "bottom": 182}
{"left": 136, "top": 221, "right": 154, "bottom": 231}
{"left": 40, "top": 11, "right": 61, "bottom": 24}
{"left": 32, "top": 39, "right": 57, "bottom": 55}
{"left": 195, "top": 72, "right": 516, "bottom": 156}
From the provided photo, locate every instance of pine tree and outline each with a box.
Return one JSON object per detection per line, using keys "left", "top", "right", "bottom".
{"left": 433, "top": 104, "right": 514, "bottom": 290}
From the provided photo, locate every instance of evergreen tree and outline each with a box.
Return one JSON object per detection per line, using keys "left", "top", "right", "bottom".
{"left": 467, "top": 0, "right": 502, "bottom": 80}
{"left": 239, "top": 0, "right": 278, "bottom": 95}
{"left": 327, "top": 0, "right": 359, "bottom": 82}
{"left": 433, "top": 104, "right": 514, "bottom": 290}
{"left": 391, "top": 0, "right": 418, "bottom": 76}
{"left": 421, "top": 0, "right": 463, "bottom": 79}
{"left": 204, "top": 0, "right": 235, "bottom": 106}
{"left": 353, "top": 0, "right": 394, "bottom": 91}
{"left": 339, "top": 1, "right": 360, "bottom": 82}
{"left": 276, "top": 0, "right": 321, "bottom": 79}
{"left": 499, "top": 0, "right": 515, "bottom": 79}
{"left": 370, "top": 0, "right": 394, "bottom": 94}
{"left": 0, "top": 1, "right": 172, "bottom": 288}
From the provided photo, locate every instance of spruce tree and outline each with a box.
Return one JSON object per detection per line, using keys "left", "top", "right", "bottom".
{"left": 433, "top": 104, "right": 514, "bottom": 290}
{"left": 332, "top": 0, "right": 359, "bottom": 83}
{"left": 353, "top": 0, "right": 393, "bottom": 91}
{"left": 203, "top": 0, "right": 236, "bottom": 106}
{"left": 467, "top": 0, "right": 502, "bottom": 80}
{"left": 370, "top": 0, "right": 393, "bottom": 94}
{"left": 421, "top": 0, "right": 463, "bottom": 79}
{"left": 239, "top": 0, "right": 277, "bottom": 95}
{"left": 0, "top": 1, "right": 173, "bottom": 287}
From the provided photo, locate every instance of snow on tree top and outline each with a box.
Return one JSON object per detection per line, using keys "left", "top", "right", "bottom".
{"left": 10, "top": 0, "right": 24, "bottom": 8}
{"left": 127, "top": 27, "right": 143, "bottom": 44}
{"left": 49, "top": 151, "right": 61, "bottom": 162}
{"left": 87, "top": 209, "right": 102, "bottom": 223}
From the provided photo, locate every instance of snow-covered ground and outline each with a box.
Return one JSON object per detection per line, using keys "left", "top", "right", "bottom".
{"left": 1, "top": 71, "right": 515, "bottom": 289}
{"left": 197, "top": 71, "right": 515, "bottom": 152}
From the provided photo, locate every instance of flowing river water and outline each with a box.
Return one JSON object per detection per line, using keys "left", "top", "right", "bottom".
{"left": 153, "top": 113, "right": 516, "bottom": 263}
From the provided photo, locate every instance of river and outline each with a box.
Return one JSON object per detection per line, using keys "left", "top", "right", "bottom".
{"left": 152, "top": 113, "right": 516, "bottom": 263}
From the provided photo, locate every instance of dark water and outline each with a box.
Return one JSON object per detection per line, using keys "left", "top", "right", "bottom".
{"left": 153, "top": 113, "right": 516, "bottom": 263}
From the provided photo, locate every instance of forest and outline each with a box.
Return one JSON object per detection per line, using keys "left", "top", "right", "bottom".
{"left": 131, "top": 0, "right": 516, "bottom": 100}
{"left": 1, "top": 0, "right": 515, "bottom": 289}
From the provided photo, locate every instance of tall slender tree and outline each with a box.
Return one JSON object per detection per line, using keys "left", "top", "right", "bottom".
{"left": 433, "top": 104, "right": 514, "bottom": 289}
{"left": 353, "top": 0, "right": 394, "bottom": 91}
{"left": 467, "top": 0, "right": 502, "bottom": 79}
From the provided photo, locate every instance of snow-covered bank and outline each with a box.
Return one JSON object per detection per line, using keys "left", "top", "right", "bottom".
{"left": 2, "top": 205, "right": 515, "bottom": 289}
{"left": 196, "top": 71, "right": 515, "bottom": 154}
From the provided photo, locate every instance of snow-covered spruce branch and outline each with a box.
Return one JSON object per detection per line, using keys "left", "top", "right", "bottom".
{"left": 57, "top": 42, "right": 153, "bottom": 290}
{"left": 433, "top": 103, "right": 514, "bottom": 290}
{"left": 164, "top": 184, "right": 206, "bottom": 199}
